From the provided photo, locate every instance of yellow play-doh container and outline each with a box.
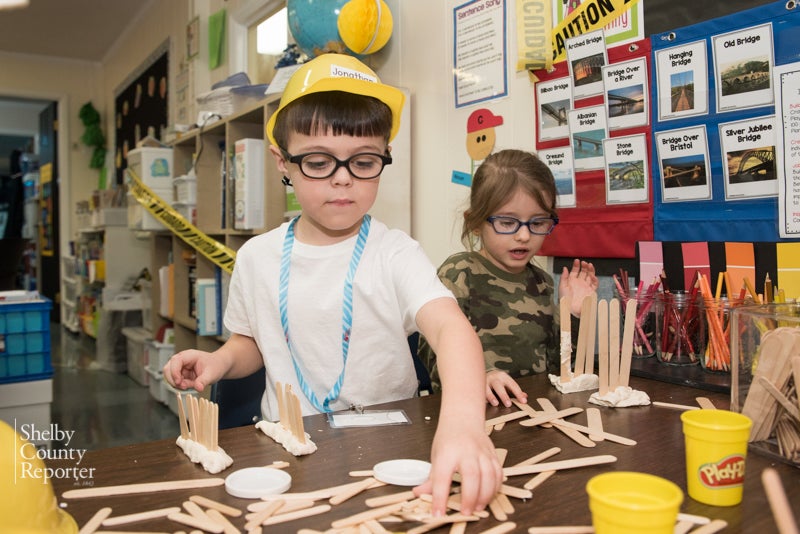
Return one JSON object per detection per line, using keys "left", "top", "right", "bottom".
{"left": 586, "top": 472, "right": 683, "bottom": 534}
{"left": 681, "top": 409, "right": 752, "bottom": 506}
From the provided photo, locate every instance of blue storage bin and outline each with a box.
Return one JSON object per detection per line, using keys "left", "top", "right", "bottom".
{"left": 0, "top": 297, "right": 53, "bottom": 384}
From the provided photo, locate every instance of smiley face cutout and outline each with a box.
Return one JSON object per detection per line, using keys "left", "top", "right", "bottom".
{"left": 466, "top": 108, "right": 504, "bottom": 161}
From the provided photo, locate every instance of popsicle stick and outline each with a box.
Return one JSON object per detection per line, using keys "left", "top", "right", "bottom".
{"left": 479, "top": 521, "right": 516, "bottom": 533}
{"left": 527, "top": 528, "right": 594, "bottom": 533}
{"left": 189, "top": 495, "right": 241, "bottom": 517}
{"left": 792, "top": 357, "right": 800, "bottom": 414}
{"left": 259, "top": 478, "right": 385, "bottom": 502}
{"left": 696, "top": 397, "right": 716, "bottom": 410}
{"left": 559, "top": 296, "right": 572, "bottom": 382}
{"left": 540, "top": 418, "right": 636, "bottom": 446}
{"left": 260, "top": 504, "right": 332, "bottom": 526}
{"left": 167, "top": 511, "right": 224, "bottom": 533}
{"left": 365, "top": 490, "right": 416, "bottom": 508}
{"left": 759, "top": 376, "right": 800, "bottom": 422}
{"left": 102, "top": 507, "right": 181, "bottom": 527}
{"left": 276, "top": 381, "right": 286, "bottom": 429}
{"left": 245, "top": 499, "right": 285, "bottom": 528}
{"left": 247, "top": 499, "right": 314, "bottom": 518}
{"left": 688, "top": 519, "right": 728, "bottom": 533}
{"left": 62, "top": 478, "right": 224, "bottom": 499}
{"left": 291, "top": 387, "right": 306, "bottom": 443}
{"left": 206, "top": 508, "right": 240, "bottom": 534}
{"left": 584, "top": 293, "right": 598, "bottom": 375}
{"left": 523, "top": 470, "right": 555, "bottom": 491}
{"left": 511, "top": 447, "right": 561, "bottom": 467}
{"left": 499, "top": 484, "right": 532, "bottom": 500}
{"left": 518, "top": 407, "right": 584, "bottom": 427}
{"left": 330, "top": 476, "right": 377, "bottom": 505}
{"left": 78, "top": 506, "right": 112, "bottom": 534}
{"left": 175, "top": 393, "right": 189, "bottom": 439}
{"left": 534, "top": 399, "right": 597, "bottom": 448}
{"left": 574, "top": 295, "right": 592, "bottom": 375}
{"left": 488, "top": 496, "right": 507, "bottom": 521}
{"left": 586, "top": 408, "right": 604, "bottom": 442}
{"left": 618, "top": 299, "right": 637, "bottom": 387}
{"left": 495, "top": 447, "right": 508, "bottom": 466}
{"left": 652, "top": 401, "right": 699, "bottom": 411}
{"left": 183, "top": 500, "right": 213, "bottom": 522}
{"left": 608, "top": 298, "right": 620, "bottom": 389}
{"left": 502, "top": 454, "right": 617, "bottom": 476}
{"left": 331, "top": 502, "right": 405, "bottom": 528}
{"left": 677, "top": 513, "right": 711, "bottom": 525}
{"left": 485, "top": 410, "right": 529, "bottom": 431}
{"left": 762, "top": 467, "right": 800, "bottom": 534}
{"left": 675, "top": 520, "right": 696, "bottom": 534}
{"left": 349, "top": 469, "right": 374, "bottom": 477}
{"left": 597, "top": 299, "right": 609, "bottom": 395}
{"left": 188, "top": 394, "right": 199, "bottom": 443}
{"left": 450, "top": 523, "right": 468, "bottom": 534}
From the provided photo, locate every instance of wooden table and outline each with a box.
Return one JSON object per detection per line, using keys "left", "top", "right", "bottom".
{"left": 50, "top": 374, "right": 798, "bottom": 533}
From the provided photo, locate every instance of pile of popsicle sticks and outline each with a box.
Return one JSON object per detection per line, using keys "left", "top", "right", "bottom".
{"left": 255, "top": 382, "right": 317, "bottom": 456}
{"left": 741, "top": 328, "right": 800, "bottom": 463}
{"left": 175, "top": 393, "right": 233, "bottom": 474}
{"left": 484, "top": 398, "right": 636, "bottom": 449}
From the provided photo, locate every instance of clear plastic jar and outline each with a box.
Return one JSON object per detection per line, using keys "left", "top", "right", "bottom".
{"left": 656, "top": 291, "right": 705, "bottom": 366}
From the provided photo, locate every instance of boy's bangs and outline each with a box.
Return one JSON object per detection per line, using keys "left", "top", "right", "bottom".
{"left": 284, "top": 91, "right": 393, "bottom": 141}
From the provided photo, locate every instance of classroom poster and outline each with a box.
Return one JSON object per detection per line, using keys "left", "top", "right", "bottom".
{"left": 718, "top": 115, "right": 777, "bottom": 200}
{"left": 602, "top": 57, "right": 648, "bottom": 131}
{"left": 453, "top": 0, "right": 508, "bottom": 108}
{"left": 568, "top": 104, "right": 607, "bottom": 171}
{"left": 539, "top": 146, "right": 576, "bottom": 208}
{"left": 655, "top": 40, "right": 708, "bottom": 121}
{"left": 655, "top": 125, "right": 711, "bottom": 202}
{"left": 566, "top": 30, "right": 607, "bottom": 100}
{"left": 603, "top": 133, "right": 649, "bottom": 204}
{"left": 535, "top": 76, "right": 572, "bottom": 142}
{"left": 775, "top": 62, "right": 800, "bottom": 237}
{"left": 711, "top": 23, "right": 775, "bottom": 113}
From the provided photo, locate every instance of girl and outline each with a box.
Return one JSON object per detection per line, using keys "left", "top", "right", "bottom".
{"left": 418, "top": 149, "right": 598, "bottom": 408}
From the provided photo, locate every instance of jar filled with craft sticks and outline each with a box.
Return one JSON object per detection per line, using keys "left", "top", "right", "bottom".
{"left": 731, "top": 303, "right": 800, "bottom": 468}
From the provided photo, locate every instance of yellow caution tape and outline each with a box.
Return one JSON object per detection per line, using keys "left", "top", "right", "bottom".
{"left": 516, "top": 0, "right": 553, "bottom": 72}
{"left": 551, "top": 0, "right": 640, "bottom": 64}
{"left": 127, "top": 168, "right": 236, "bottom": 274}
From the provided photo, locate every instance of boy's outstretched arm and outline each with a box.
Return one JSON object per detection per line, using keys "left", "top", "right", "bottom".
{"left": 414, "top": 297, "right": 502, "bottom": 517}
{"left": 163, "top": 333, "right": 263, "bottom": 392}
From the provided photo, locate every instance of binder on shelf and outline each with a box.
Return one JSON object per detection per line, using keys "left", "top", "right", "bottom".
{"left": 196, "top": 278, "right": 220, "bottom": 336}
{"left": 233, "top": 138, "right": 265, "bottom": 230}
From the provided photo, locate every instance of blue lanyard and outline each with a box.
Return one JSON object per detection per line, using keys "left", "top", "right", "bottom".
{"left": 278, "top": 215, "right": 371, "bottom": 412}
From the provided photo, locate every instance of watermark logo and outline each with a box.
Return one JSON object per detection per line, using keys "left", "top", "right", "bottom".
{"left": 14, "top": 420, "right": 95, "bottom": 487}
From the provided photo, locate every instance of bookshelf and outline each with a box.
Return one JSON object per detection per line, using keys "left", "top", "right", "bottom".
{"left": 148, "top": 95, "right": 285, "bottom": 355}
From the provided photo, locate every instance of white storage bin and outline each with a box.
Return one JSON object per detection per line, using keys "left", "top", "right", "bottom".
{"left": 127, "top": 147, "right": 174, "bottom": 189}
{"left": 145, "top": 339, "right": 174, "bottom": 371}
{"left": 0, "top": 379, "right": 53, "bottom": 446}
{"left": 145, "top": 365, "right": 167, "bottom": 404}
{"left": 173, "top": 202, "right": 197, "bottom": 225}
{"left": 173, "top": 174, "right": 197, "bottom": 204}
{"left": 121, "top": 326, "right": 151, "bottom": 386}
{"left": 127, "top": 190, "right": 172, "bottom": 231}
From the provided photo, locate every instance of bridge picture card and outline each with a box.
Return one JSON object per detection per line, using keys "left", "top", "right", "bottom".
{"left": 718, "top": 115, "right": 778, "bottom": 200}
{"left": 654, "top": 125, "right": 711, "bottom": 202}
{"left": 604, "top": 133, "right": 649, "bottom": 205}
{"left": 603, "top": 57, "right": 649, "bottom": 131}
{"left": 654, "top": 40, "right": 708, "bottom": 122}
{"left": 568, "top": 104, "right": 608, "bottom": 171}
{"left": 711, "top": 23, "right": 775, "bottom": 113}
{"left": 566, "top": 29, "right": 608, "bottom": 100}
{"left": 539, "top": 146, "right": 577, "bottom": 208}
{"left": 536, "top": 76, "right": 573, "bottom": 143}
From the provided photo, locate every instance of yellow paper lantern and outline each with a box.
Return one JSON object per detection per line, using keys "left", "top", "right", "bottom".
{"left": 337, "top": 0, "right": 393, "bottom": 55}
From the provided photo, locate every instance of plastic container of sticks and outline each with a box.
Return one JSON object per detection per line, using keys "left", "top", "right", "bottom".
{"left": 656, "top": 290, "right": 705, "bottom": 366}
{"left": 614, "top": 286, "right": 661, "bottom": 359}
{"left": 730, "top": 303, "right": 800, "bottom": 468}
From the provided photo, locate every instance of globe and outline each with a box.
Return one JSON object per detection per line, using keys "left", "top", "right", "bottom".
{"left": 287, "top": 0, "right": 350, "bottom": 58}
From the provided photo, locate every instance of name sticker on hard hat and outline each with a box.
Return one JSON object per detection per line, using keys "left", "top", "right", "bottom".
{"left": 330, "top": 65, "right": 377, "bottom": 83}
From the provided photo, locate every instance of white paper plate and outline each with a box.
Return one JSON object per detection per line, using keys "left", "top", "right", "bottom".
{"left": 224, "top": 467, "right": 292, "bottom": 498}
{"left": 372, "top": 459, "right": 431, "bottom": 486}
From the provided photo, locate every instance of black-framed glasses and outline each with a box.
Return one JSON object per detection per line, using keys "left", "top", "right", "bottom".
{"left": 283, "top": 150, "right": 392, "bottom": 180}
{"left": 486, "top": 215, "right": 559, "bottom": 235}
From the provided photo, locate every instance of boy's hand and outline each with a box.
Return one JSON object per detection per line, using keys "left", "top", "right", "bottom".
{"left": 560, "top": 259, "right": 599, "bottom": 316}
{"left": 414, "top": 418, "right": 502, "bottom": 516}
{"left": 163, "top": 349, "right": 224, "bottom": 392}
{"left": 485, "top": 370, "right": 528, "bottom": 407}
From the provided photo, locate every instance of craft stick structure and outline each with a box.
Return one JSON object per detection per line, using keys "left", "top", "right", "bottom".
{"left": 589, "top": 298, "right": 651, "bottom": 407}
{"left": 255, "top": 382, "right": 317, "bottom": 456}
{"left": 549, "top": 295, "right": 599, "bottom": 393}
{"left": 175, "top": 393, "right": 233, "bottom": 474}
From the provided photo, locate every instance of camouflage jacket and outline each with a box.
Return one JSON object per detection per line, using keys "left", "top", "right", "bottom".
{"left": 417, "top": 251, "right": 560, "bottom": 391}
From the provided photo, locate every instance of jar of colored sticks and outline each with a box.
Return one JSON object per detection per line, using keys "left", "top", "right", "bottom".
{"left": 699, "top": 296, "right": 746, "bottom": 373}
{"left": 656, "top": 290, "right": 705, "bottom": 366}
{"left": 615, "top": 286, "right": 661, "bottom": 359}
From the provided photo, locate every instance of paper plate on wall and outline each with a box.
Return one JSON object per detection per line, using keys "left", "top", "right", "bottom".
{"left": 372, "top": 459, "right": 431, "bottom": 486}
{"left": 224, "top": 467, "right": 291, "bottom": 498}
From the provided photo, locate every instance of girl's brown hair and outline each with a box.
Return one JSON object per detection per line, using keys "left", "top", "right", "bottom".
{"left": 271, "top": 91, "right": 393, "bottom": 149}
{"left": 462, "top": 149, "right": 558, "bottom": 249}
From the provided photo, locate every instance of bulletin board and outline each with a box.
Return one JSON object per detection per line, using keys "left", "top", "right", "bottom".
{"left": 114, "top": 42, "right": 169, "bottom": 185}
{"left": 649, "top": 1, "right": 800, "bottom": 243}
{"left": 534, "top": 38, "right": 654, "bottom": 259}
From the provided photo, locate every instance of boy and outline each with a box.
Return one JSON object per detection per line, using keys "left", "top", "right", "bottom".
{"left": 164, "top": 53, "right": 501, "bottom": 515}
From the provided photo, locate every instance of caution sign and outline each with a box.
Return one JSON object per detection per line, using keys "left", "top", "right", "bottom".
{"left": 551, "top": 0, "right": 640, "bottom": 64}
{"left": 516, "top": 0, "right": 553, "bottom": 72}
{"left": 127, "top": 168, "right": 237, "bottom": 274}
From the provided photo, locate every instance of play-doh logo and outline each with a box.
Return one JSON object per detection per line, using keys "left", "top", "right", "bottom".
{"left": 698, "top": 455, "right": 745, "bottom": 488}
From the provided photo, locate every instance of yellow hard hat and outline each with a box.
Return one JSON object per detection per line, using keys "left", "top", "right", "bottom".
{"left": 266, "top": 53, "right": 405, "bottom": 146}
{"left": 0, "top": 420, "right": 78, "bottom": 533}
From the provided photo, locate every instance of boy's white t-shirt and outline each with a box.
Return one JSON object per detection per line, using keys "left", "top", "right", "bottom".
{"left": 224, "top": 217, "right": 454, "bottom": 421}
